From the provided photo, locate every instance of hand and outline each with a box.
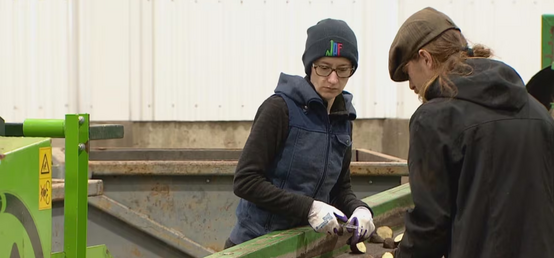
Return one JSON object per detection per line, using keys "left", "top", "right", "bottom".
{"left": 308, "top": 200, "right": 348, "bottom": 235}
{"left": 345, "top": 206, "right": 375, "bottom": 244}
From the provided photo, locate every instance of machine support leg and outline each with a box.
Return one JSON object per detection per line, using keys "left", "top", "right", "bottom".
{"left": 64, "top": 114, "right": 90, "bottom": 258}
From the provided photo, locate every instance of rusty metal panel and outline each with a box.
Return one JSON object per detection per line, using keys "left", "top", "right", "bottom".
{"left": 52, "top": 201, "right": 192, "bottom": 258}
{"left": 51, "top": 179, "right": 103, "bottom": 202}
{"left": 90, "top": 148, "right": 406, "bottom": 163}
{"left": 349, "top": 162, "right": 408, "bottom": 176}
{"left": 97, "top": 175, "right": 237, "bottom": 253}
{"left": 89, "top": 160, "right": 408, "bottom": 176}
{"left": 350, "top": 176, "right": 401, "bottom": 202}
{"left": 89, "top": 160, "right": 237, "bottom": 176}
{"left": 48, "top": 148, "right": 405, "bottom": 256}
{"left": 89, "top": 148, "right": 243, "bottom": 161}
{"left": 88, "top": 195, "right": 213, "bottom": 257}
{"left": 50, "top": 180, "right": 192, "bottom": 258}
{"left": 50, "top": 174, "right": 397, "bottom": 256}
{"left": 93, "top": 174, "right": 398, "bottom": 253}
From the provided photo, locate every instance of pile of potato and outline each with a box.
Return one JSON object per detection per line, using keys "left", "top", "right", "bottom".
{"left": 350, "top": 226, "right": 404, "bottom": 258}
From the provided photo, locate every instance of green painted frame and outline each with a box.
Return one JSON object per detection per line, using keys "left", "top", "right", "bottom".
{"left": 1, "top": 114, "right": 122, "bottom": 258}
{"left": 205, "top": 184, "right": 413, "bottom": 258}
{"left": 542, "top": 14, "right": 554, "bottom": 69}
{"left": 62, "top": 114, "right": 90, "bottom": 258}
{"left": 0, "top": 137, "right": 52, "bottom": 257}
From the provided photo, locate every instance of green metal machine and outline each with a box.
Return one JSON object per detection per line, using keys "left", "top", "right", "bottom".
{"left": 0, "top": 114, "right": 123, "bottom": 258}
{"left": 542, "top": 14, "right": 554, "bottom": 69}
{"left": 528, "top": 14, "right": 554, "bottom": 111}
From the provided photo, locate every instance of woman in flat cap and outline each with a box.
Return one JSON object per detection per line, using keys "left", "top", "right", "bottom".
{"left": 389, "top": 7, "right": 554, "bottom": 258}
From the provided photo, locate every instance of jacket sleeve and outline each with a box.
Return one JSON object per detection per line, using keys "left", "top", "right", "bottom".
{"left": 395, "top": 107, "right": 457, "bottom": 258}
{"left": 233, "top": 95, "right": 314, "bottom": 221}
{"left": 329, "top": 121, "right": 372, "bottom": 217}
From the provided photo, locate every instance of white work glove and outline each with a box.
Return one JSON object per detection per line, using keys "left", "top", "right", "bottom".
{"left": 345, "top": 206, "right": 375, "bottom": 244}
{"left": 308, "top": 200, "right": 348, "bottom": 235}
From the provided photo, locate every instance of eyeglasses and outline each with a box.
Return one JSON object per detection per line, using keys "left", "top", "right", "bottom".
{"left": 312, "top": 64, "right": 355, "bottom": 78}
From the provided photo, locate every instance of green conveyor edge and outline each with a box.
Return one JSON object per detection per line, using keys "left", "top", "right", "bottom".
{"left": 206, "top": 183, "right": 413, "bottom": 258}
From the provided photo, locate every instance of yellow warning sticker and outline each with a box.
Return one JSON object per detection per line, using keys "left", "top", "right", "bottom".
{"left": 39, "top": 178, "right": 52, "bottom": 210}
{"left": 39, "top": 147, "right": 52, "bottom": 210}
{"left": 39, "top": 147, "right": 52, "bottom": 178}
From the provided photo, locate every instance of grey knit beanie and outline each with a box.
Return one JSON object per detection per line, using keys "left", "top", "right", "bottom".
{"left": 302, "top": 18, "right": 359, "bottom": 76}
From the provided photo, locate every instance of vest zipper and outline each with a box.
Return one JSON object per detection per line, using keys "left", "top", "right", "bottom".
{"left": 313, "top": 114, "right": 331, "bottom": 198}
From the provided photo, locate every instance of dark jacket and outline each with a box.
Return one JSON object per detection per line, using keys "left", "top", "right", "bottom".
{"left": 229, "top": 73, "right": 370, "bottom": 245}
{"left": 395, "top": 58, "right": 554, "bottom": 258}
{"left": 526, "top": 65, "right": 554, "bottom": 110}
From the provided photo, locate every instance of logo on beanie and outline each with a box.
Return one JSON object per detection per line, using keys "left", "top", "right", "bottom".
{"left": 325, "top": 40, "right": 342, "bottom": 57}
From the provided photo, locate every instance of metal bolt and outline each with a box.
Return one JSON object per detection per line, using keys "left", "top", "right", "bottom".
{"left": 78, "top": 144, "right": 86, "bottom": 151}
{"left": 78, "top": 116, "right": 84, "bottom": 124}
{"left": 206, "top": 179, "right": 210, "bottom": 183}
{"left": 368, "top": 180, "right": 373, "bottom": 184}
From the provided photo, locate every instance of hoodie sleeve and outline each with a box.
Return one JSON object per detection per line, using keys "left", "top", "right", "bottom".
{"left": 396, "top": 106, "right": 457, "bottom": 258}
{"left": 329, "top": 121, "right": 372, "bottom": 217}
{"left": 233, "top": 95, "right": 314, "bottom": 221}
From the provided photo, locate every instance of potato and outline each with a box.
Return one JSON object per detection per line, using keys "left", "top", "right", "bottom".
{"left": 351, "top": 241, "right": 367, "bottom": 254}
{"left": 381, "top": 252, "right": 394, "bottom": 258}
{"left": 369, "top": 233, "right": 385, "bottom": 243}
{"left": 383, "top": 238, "right": 395, "bottom": 249}
{"left": 376, "top": 226, "right": 393, "bottom": 239}
{"left": 394, "top": 233, "right": 403, "bottom": 243}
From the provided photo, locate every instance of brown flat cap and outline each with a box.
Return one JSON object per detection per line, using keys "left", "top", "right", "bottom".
{"left": 388, "top": 7, "right": 460, "bottom": 82}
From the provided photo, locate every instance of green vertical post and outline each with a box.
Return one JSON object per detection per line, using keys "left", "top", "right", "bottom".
{"left": 542, "top": 14, "right": 554, "bottom": 69}
{"left": 64, "top": 114, "right": 90, "bottom": 258}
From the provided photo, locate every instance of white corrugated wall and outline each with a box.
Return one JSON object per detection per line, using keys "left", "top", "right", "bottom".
{"left": 1, "top": 0, "right": 552, "bottom": 122}
{"left": 0, "top": 0, "right": 73, "bottom": 123}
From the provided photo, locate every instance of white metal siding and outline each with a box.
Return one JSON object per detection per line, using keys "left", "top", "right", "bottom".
{"left": 149, "top": 0, "right": 400, "bottom": 121}
{"left": 396, "top": 0, "right": 554, "bottom": 117}
{"left": 1, "top": 0, "right": 552, "bottom": 122}
{"left": 78, "top": 0, "right": 132, "bottom": 120}
{"left": 0, "top": 0, "right": 73, "bottom": 122}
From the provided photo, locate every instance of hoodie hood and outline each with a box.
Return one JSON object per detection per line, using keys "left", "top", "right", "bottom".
{"left": 426, "top": 58, "right": 528, "bottom": 111}
{"left": 274, "top": 73, "right": 356, "bottom": 119}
